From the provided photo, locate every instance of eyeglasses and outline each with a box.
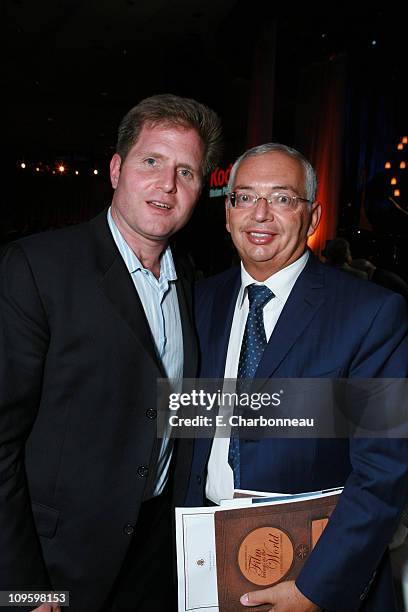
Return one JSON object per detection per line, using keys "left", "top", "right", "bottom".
{"left": 227, "top": 191, "right": 311, "bottom": 210}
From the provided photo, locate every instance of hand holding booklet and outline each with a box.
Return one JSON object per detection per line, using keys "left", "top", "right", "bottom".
{"left": 176, "top": 487, "right": 342, "bottom": 612}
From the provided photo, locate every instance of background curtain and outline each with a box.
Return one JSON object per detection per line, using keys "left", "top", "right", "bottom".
{"left": 295, "top": 54, "right": 347, "bottom": 256}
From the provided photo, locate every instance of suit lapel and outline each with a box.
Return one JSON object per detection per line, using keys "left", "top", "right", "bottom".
{"left": 174, "top": 259, "right": 198, "bottom": 379}
{"left": 89, "top": 211, "right": 164, "bottom": 375}
{"left": 256, "top": 255, "right": 326, "bottom": 378}
{"left": 208, "top": 270, "right": 241, "bottom": 378}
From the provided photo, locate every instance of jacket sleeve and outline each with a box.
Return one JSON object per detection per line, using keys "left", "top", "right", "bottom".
{"left": 0, "top": 244, "right": 52, "bottom": 595}
{"left": 296, "top": 292, "right": 408, "bottom": 611}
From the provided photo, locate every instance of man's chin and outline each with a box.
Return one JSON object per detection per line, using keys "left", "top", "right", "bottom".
{"left": 138, "top": 225, "right": 176, "bottom": 243}
{"left": 241, "top": 246, "right": 280, "bottom": 264}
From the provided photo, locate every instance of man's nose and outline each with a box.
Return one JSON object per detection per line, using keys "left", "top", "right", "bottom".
{"left": 251, "top": 197, "right": 273, "bottom": 222}
{"left": 157, "top": 167, "right": 177, "bottom": 193}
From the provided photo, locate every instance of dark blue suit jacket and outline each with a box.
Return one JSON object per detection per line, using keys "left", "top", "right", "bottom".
{"left": 185, "top": 254, "right": 408, "bottom": 612}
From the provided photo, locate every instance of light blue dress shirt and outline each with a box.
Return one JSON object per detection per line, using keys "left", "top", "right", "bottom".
{"left": 107, "top": 208, "right": 183, "bottom": 496}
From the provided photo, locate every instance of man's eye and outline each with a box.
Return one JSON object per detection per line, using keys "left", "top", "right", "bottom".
{"left": 144, "top": 158, "right": 157, "bottom": 166}
{"left": 276, "top": 194, "right": 291, "bottom": 205}
{"left": 179, "top": 168, "right": 192, "bottom": 179}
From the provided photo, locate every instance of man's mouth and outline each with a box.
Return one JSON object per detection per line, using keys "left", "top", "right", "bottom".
{"left": 245, "top": 230, "right": 277, "bottom": 244}
{"left": 249, "top": 231, "right": 271, "bottom": 238}
{"left": 148, "top": 200, "right": 172, "bottom": 210}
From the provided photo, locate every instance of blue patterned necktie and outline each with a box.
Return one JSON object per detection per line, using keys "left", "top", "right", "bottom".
{"left": 228, "top": 284, "right": 274, "bottom": 488}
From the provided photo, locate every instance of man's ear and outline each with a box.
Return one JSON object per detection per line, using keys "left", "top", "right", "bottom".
{"left": 225, "top": 199, "right": 231, "bottom": 234}
{"left": 307, "top": 201, "right": 322, "bottom": 237}
{"left": 110, "top": 154, "right": 122, "bottom": 189}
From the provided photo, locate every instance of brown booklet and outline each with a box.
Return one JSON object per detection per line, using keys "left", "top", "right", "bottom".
{"left": 215, "top": 491, "right": 341, "bottom": 612}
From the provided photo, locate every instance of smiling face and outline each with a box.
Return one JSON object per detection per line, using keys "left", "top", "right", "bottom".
{"left": 110, "top": 122, "right": 204, "bottom": 255}
{"left": 226, "top": 151, "right": 321, "bottom": 280}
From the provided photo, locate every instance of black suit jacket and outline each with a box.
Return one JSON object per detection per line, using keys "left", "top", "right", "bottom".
{"left": 0, "top": 211, "right": 197, "bottom": 611}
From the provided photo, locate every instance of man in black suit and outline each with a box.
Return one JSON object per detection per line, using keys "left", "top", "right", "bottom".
{"left": 0, "top": 94, "right": 222, "bottom": 612}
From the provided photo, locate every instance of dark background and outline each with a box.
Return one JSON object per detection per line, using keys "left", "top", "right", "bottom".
{"left": 3, "top": 2, "right": 408, "bottom": 277}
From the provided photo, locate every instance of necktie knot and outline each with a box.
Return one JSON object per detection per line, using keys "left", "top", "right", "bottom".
{"left": 247, "top": 284, "right": 273, "bottom": 310}
{"left": 238, "top": 284, "right": 274, "bottom": 381}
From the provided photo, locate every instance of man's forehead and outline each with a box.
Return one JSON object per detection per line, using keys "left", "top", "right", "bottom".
{"left": 235, "top": 152, "right": 304, "bottom": 184}
{"left": 130, "top": 121, "right": 204, "bottom": 167}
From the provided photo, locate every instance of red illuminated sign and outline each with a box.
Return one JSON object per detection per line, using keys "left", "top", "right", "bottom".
{"left": 210, "top": 163, "right": 232, "bottom": 188}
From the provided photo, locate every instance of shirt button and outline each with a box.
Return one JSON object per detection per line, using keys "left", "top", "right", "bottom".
{"left": 123, "top": 523, "right": 135, "bottom": 536}
{"left": 146, "top": 409, "right": 157, "bottom": 420}
{"left": 196, "top": 475, "right": 202, "bottom": 485}
{"left": 137, "top": 465, "right": 149, "bottom": 478}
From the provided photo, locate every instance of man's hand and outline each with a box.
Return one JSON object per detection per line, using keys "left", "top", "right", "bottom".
{"left": 32, "top": 605, "right": 61, "bottom": 612}
{"left": 240, "top": 580, "right": 320, "bottom": 611}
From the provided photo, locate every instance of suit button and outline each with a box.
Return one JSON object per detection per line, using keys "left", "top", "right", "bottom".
{"left": 137, "top": 465, "right": 149, "bottom": 478}
{"left": 196, "top": 475, "right": 202, "bottom": 485}
{"left": 146, "top": 409, "right": 157, "bottom": 419}
{"left": 359, "top": 587, "right": 368, "bottom": 600}
{"left": 123, "top": 523, "right": 135, "bottom": 536}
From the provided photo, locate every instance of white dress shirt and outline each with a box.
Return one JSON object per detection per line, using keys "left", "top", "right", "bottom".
{"left": 205, "top": 251, "right": 309, "bottom": 504}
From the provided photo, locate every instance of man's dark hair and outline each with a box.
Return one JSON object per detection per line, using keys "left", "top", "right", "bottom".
{"left": 116, "top": 94, "right": 223, "bottom": 177}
